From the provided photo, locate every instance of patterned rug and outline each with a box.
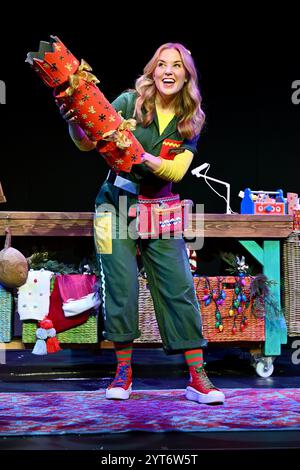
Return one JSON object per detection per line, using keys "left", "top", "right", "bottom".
{"left": 0, "top": 388, "right": 300, "bottom": 435}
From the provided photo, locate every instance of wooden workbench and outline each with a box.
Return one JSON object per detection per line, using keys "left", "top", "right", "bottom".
{"left": 0, "top": 212, "right": 293, "bottom": 355}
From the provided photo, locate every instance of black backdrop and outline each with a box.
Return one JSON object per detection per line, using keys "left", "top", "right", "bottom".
{"left": 1, "top": 14, "right": 299, "bottom": 214}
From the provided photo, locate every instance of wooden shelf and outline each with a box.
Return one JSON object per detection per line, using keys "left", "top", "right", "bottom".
{"left": 1, "top": 339, "right": 114, "bottom": 350}
{"left": 0, "top": 211, "right": 293, "bottom": 354}
{"left": 1, "top": 340, "right": 25, "bottom": 350}
{"left": 0, "top": 211, "right": 294, "bottom": 238}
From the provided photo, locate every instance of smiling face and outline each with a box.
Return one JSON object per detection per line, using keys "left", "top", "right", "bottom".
{"left": 153, "top": 48, "right": 187, "bottom": 102}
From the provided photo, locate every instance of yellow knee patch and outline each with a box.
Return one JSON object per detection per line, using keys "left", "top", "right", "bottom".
{"left": 94, "top": 212, "right": 113, "bottom": 254}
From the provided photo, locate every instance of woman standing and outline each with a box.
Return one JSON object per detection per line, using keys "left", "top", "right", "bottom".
{"left": 59, "top": 43, "right": 225, "bottom": 405}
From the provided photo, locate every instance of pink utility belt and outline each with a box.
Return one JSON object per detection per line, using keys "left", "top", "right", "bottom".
{"left": 129, "top": 194, "right": 193, "bottom": 238}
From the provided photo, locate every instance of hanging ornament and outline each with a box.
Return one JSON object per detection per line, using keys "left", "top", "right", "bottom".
{"left": 215, "top": 311, "right": 221, "bottom": 321}
{"left": 212, "top": 289, "right": 218, "bottom": 300}
{"left": 212, "top": 277, "right": 224, "bottom": 332}
{"left": 32, "top": 316, "right": 61, "bottom": 355}
{"left": 198, "top": 275, "right": 253, "bottom": 337}
{"left": 0, "top": 228, "right": 28, "bottom": 288}
{"left": 186, "top": 246, "right": 198, "bottom": 274}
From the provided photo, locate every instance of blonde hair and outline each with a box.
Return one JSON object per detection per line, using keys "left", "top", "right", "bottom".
{"left": 134, "top": 43, "right": 205, "bottom": 139}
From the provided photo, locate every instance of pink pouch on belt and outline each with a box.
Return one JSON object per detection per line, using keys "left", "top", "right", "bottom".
{"left": 136, "top": 194, "right": 193, "bottom": 238}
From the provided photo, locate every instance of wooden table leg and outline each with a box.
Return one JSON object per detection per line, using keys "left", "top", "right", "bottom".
{"left": 239, "top": 240, "right": 287, "bottom": 356}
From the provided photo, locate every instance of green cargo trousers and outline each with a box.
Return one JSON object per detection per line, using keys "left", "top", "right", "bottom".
{"left": 94, "top": 184, "right": 207, "bottom": 353}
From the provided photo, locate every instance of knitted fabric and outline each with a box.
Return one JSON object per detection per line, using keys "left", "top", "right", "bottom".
{"left": 114, "top": 342, "right": 133, "bottom": 364}
{"left": 184, "top": 349, "right": 204, "bottom": 368}
{"left": 17, "top": 269, "right": 53, "bottom": 320}
{"left": 47, "top": 277, "right": 91, "bottom": 333}
{"left": 57, "top": 274, "right": 100, "bottom": 317}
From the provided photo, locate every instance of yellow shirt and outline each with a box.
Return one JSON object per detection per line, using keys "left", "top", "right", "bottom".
{"left": 157, "top": 111, "right": 175, "bottom": 135}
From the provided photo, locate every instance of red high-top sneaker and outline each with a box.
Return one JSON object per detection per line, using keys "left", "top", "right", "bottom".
{"left": 186, "top": 365, "right": 225, "bottom": 404}
{"left": 106, "top": 362, "right": 132, "bottom": 400}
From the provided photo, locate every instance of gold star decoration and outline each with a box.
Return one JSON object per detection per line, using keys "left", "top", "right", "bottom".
{"left": 65, "top": 63, "right": 73, "bottom": 72}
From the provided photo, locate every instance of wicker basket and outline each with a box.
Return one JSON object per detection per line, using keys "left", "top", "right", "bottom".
{"left": 137, "top": 275, "right": 265, "bottom": 343}
{"left": 283, "top": 232, "right": 300, "bottom": 336}
{"left": 136, "top": 277, "right": 161, "bottom": 342}
{"left": 293, "top": 210, "right": 300, "bottom": 231}
{"left": 193, "top": 276, "right": 265, "bottom": 342}
{"left": 22, "top": 315, "right": 98, "bottom": 343}
{"left": 22, "top": 273, "right": 98, "bottom": 344}
{"left": 0, "top": 284, "right": 13, "bottom": 342}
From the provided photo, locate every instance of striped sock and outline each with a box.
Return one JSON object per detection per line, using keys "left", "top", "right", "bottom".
{"left": 184, "top": 349, "right": 204, "bottom": 368}
{"left": 114, "top": 342, "right": 133, "bottom": 364}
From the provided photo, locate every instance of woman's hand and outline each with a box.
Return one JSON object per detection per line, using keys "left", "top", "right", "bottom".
{"left": 62, "top": 107, "right": 80, "bottom": 124}
{"left": 141, "top": 152, "right": 162, "bottom": 171}
{"left": 55, "top": 100, "right": 80, "bottom": 124}
{"left": 55, "top": 99, "right": 87, "bottom": 141}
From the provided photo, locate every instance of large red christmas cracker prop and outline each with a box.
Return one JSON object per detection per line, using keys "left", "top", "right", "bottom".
{"left": 26, "top": 36, "right": 143, "bottom": 173}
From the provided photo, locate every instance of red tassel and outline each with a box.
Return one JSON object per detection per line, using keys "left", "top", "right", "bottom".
{"left": 39, "top": 317, "right": 54, "bottom": 329}
{"left": 46, "top": 336, "right": 62, "bottom": 353}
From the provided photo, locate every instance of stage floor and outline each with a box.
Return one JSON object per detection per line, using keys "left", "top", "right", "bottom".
{"left": 1, "top": 344, "right": 300, "bottom": 452}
